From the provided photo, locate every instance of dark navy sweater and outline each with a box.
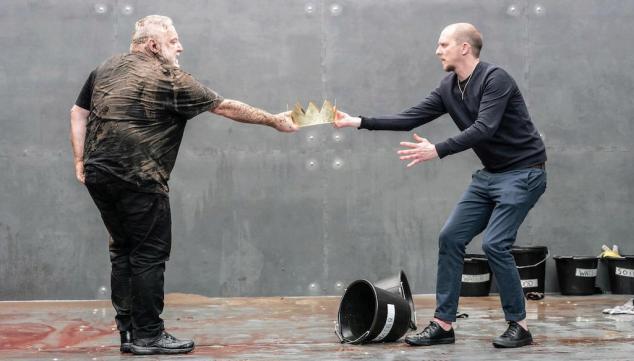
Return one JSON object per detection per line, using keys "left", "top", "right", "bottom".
{"left": 360, "top": 61, "right": 546, "bottom": 172}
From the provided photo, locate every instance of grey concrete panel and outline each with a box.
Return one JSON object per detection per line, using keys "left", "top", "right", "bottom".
{"left": 0, "top": 0, "right": 632, "bottom": 300}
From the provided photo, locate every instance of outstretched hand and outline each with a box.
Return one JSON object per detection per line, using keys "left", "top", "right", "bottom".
{"left": 397, "top": 133, "right": 438, "bottom": 168}
{"left": 333, "top": 110, "right": 361, "bottom": 128}
{"left": 274, "top": 111, "right": 299, "bottom": 133}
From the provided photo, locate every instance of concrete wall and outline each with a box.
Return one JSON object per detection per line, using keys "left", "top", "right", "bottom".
{"left": 0, "top": 0, "right": 632, "bottom": 300}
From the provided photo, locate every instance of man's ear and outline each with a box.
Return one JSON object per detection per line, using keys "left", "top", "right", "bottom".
{"left": 148, "top": 38, "right": 161, "bottom": 54}
{"left": 461, "top": 43, "right": 471, "bottom": 56}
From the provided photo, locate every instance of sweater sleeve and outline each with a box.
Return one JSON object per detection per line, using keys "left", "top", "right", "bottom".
{"left": 435, "top": 69, "right": 514, "bottom": 158}
{"left": 359, "top": 88, "right": 446, "bottom": 131}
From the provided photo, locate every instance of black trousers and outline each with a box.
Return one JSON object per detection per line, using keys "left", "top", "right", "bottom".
{"left": 85, "top": 168, "right": 171, "bottom": 340}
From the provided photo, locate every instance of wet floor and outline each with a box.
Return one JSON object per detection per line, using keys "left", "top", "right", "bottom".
{"left": 1, "top": 293, "right": 633, "bottom": 360}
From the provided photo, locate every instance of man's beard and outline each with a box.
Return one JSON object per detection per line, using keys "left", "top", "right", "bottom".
{"left": 145, "top": 43, "right": 179, "bottom": 68}
{"left": 159, "top": 50, "right": 179, "bottom": 68}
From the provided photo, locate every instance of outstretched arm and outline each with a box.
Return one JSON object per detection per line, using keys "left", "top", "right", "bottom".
{"left": 69, "top": 105, "right": 90, "bottom": 183}
{"left": 211, "top": 99, "right": 298, "bottom": 133}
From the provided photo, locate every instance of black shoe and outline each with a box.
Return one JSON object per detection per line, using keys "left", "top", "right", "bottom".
{"left": 404, "top": 321, "right": 455, "bottom": 346}
{"left": 130, "top": 331, "right": 195, "bottom": 355}
{"left": 120, "top": 330, "right": 132, "bottom": 353}
{"left": 492, "top": 321, "right": 533, "bottom": 348}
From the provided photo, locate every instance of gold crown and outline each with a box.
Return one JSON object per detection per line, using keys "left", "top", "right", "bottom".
{"left": 291, "top": 100, "right": 336, "bottom": 128}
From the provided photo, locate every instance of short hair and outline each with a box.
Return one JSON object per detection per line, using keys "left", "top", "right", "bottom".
{"left": 453, "top": 23, "right": 483, "bottom": 57}
{"left": 130, "top": 15, "right": 174, "bottom": 47}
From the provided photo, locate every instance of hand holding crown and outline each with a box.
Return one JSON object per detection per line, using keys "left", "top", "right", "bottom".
{"left": 333, "top": 110, "right": 361, "bottom": 128}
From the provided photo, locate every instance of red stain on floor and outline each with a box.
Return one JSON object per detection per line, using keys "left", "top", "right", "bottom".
{"left": 0, "top": 323, "right": 55, "bottom": 349}
{"left": 57, "top": 322, "right": 113, "bottom": 348}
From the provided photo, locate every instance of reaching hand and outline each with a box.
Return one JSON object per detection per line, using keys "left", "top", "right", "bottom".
{"left": 274, "top": 111, "right": 299, "bottom": 133}
{"left": 333, "top": 110, "right": 361, "bottom": 128}
{"left": 397, "top": 133, "right": 438, "bottom": 168}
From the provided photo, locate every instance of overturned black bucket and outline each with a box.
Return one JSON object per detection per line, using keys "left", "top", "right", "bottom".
{"left": 604, "top": 256, "right": 634, "bottom": 294}
{"left": 461, "top": 254, "right": 492, "bottom": 297}
{"left": 554, "top": 256, "right": 598, "bottom": 295}
{"left": 511, "top": 246, "right": 549, "bottom": 297}
{"left": 336, "top": 280, "right": 412, "bottom": 344}
{"left": 374, "top": 270, "right": 417, "bottom": 330}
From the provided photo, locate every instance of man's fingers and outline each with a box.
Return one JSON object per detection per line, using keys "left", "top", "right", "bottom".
{"left": 413, "top": 133, "right": 425, "bottom": 142}
{"left": 397, "top": 149, "right": 418, "bottom": 155}
{"left": 399, "top": 154, "right": 417, "bottom": 160}
{"left": 406, "top": 159, "right": 422, "bottom": 168}
{"left": 399, "top": 141, "right": 419, "bottom": 148}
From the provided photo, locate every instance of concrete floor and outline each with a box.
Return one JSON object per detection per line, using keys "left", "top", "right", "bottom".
{"left": 1, "top": 293, "right": 633, "bottom": 360}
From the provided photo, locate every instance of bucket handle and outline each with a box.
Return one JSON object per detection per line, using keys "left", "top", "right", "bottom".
{"left": 334, "top": 321, "right": 343, "bottom": 343}
{"left": 515, "top": 250, "right": 550, "bottom": 269}
{"left": 334, "top": 321, "right": 370, "bottom": 344}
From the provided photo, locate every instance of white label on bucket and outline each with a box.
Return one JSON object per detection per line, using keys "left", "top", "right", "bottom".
{"left": 575, "top": 268, "right": 597, "bottom": 277}
{"left": 462, "top": 273, "right": 490, "bottom": 283}
{"left": 615, "top": 267, "right": 634, "bottom": 278}
{"left": 521, "top": 279, "right": 538, "bottom": 288}
{"left": 371, "top": 304, "right": 395, "bottom": 342}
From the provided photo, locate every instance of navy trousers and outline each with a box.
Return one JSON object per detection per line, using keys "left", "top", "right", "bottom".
{"left": 434, "top": 167, "right": 547, "bottom": 322}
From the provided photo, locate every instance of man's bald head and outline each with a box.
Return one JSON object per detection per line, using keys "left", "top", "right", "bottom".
{"left": 441, "top": 23, "right": 483, "bottom": 58}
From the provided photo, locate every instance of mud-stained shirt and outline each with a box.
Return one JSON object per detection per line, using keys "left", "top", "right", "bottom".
{"left": 75, "top": 52, "right": 223, "bottom": 193}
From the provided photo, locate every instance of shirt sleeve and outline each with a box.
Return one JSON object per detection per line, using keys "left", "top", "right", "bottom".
{"left": 171, "top": 70, "right": 224, "bottom": 120}
{"left": 435, "top": 69, "right": 514, "bottom": 158}
{"left": 359, "top": 88, "right": 446, "bottom": 131}
{"left": 74, "top": 70, "right": 96, "bottom": 110}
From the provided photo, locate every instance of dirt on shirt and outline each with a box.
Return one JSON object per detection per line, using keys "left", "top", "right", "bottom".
{"left": 80, "top": 52, "right": 223, "bottom": 193}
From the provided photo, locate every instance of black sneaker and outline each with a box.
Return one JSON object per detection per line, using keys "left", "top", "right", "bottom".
{"left": 404, "top": 321, "right": 455, "bottom": 346}
{"left": 120, "top": 330, "right": 132, "bottom": 353}
{"left": 130, "top": 331, "right": 195, "bottom": 355}
{"left": 492, "top": 321, "right": 533, "bottom": 348}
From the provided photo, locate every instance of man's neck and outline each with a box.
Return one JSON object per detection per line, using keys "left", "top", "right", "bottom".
{"left": 455, "top": 59, "right": 480, "bottom": 81}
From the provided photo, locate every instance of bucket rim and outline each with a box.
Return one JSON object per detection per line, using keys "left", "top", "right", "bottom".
{"left": 603, "top": 255, "right": 634, "bottom": 262}
{"left": 464, "top": 253, "right": 488, "bottom": 261}
{"left": 553, "top": 255, "right": 599, "bottom": 260}
{"left": 336, "top": 279, "right": 379, "bottom": 344}
{"left": 511, "top": 246, "right": 549, "bottom": 254}
{"left": 397, "top": 270, "right": 418, "bottom": 331}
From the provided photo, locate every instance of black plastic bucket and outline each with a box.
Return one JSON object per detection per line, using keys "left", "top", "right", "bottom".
{"left": 336, "top": 280, "right": 412, "bottom": 344}
{"left": 554, "top": 256, "right": 598, "bottom": 295}
{"left": 374, "top": 270, "right": 417, "bottom": 330}
{"left": 511, "top": 246, "right": 549, "bottom": 297}
{"left": 461, "top": 254, "right": 492, "bottom": 297}
{"left": 604, "top": 256, "right": 634, "bottom": 294}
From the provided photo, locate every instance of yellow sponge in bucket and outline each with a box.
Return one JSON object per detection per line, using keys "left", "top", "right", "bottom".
{"left": 599, "top": 244, "right": 623, "bottom": 259}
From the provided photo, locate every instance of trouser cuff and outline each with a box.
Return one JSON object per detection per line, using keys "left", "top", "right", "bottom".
{"left": 434, "top": 312, "right": 457, "bottom": 323}
{"left": 504, "top": 311, "right": 527, "bottom": 322}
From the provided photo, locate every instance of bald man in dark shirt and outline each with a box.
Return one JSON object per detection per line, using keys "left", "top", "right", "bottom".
{"left": 336, "top": 23, "right": 546, "bottom": 348}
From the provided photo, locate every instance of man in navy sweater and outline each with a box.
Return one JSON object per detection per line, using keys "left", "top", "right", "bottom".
{"left": 335, "top": 23, "right": 546, "bottom": 348}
